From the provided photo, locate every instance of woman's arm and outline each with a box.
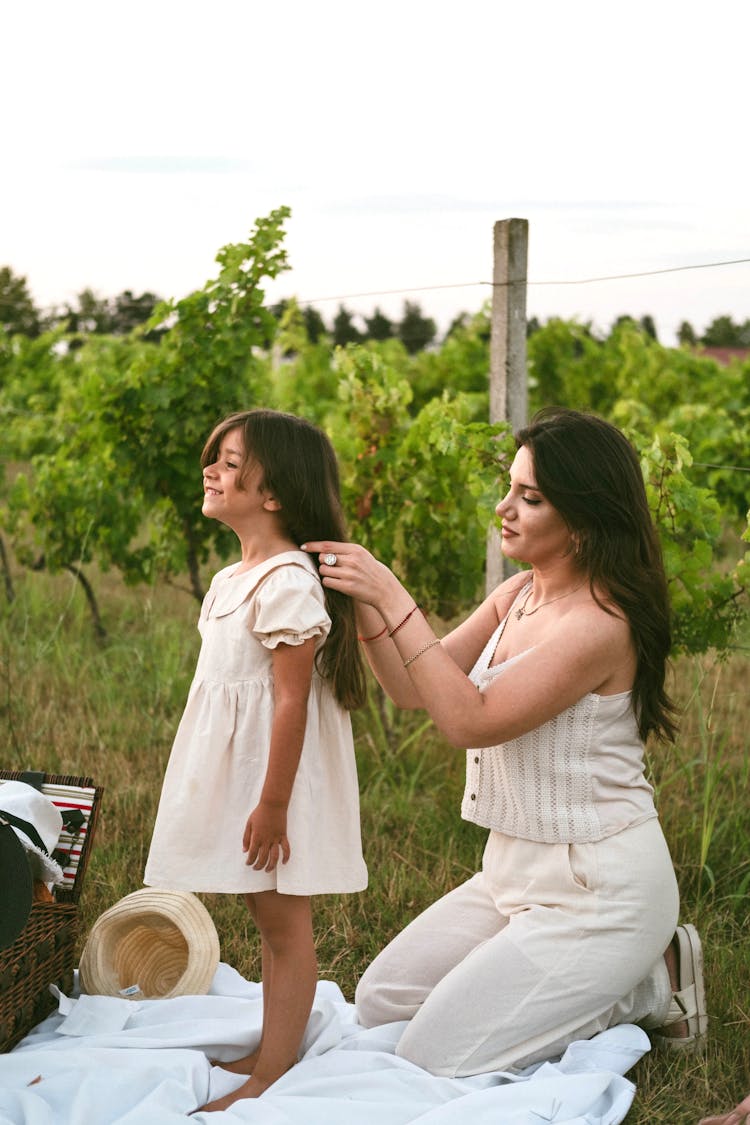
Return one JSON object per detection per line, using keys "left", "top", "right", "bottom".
{"left": 352, "top": 600, "right": 422, "bottom": 708}
{"left": 243, "top": 638, "right": 315, "bottom": 871}
{"left": 391, "top": 605, "right": 632, "bottom": 748}
{"left": 306, "top": 542, "right": 527, "bottom": 711}
{"left": 303, "top": 541, "right": 632, "bottom": 748}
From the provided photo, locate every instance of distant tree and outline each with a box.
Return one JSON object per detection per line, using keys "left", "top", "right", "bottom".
{"left": 526, "top": 315, "right": 542, "bottom": 337}
{"left": 611, "top": 314, "right": 637, "bottom": 334}
{"left": 332, "top": 304, "right": 363, "bottom": 347}
{"left": 303, "top": 305, "right": 327, "bottom": 344}
{"left": 61, "top": 287, "right": 164, "bottom": 337}
{"left": 677, "top": 320, "right": 697, "bottom": 346}
{"left": 271, "top": 301, "right": 326, "bottom": 345}
{"left": 701, "top": 315, "right": 740, "bottom": 347}
{"left": 62, "top": 288, "right": 113, "bottom": 334}
{"left": 110, "top": 290, "right": 163, "bottom": 335}
{"left": 397, "top": 300, "right": 436, "bottom": 354}
{"left": 364, "top": 307, "right": 394, "bottom": 341}
{"left": 699, "top": 315, "right": 750, "bottom": 347}
{"left": 639, "top": 315, "right": 658, "bottom": 340}
{"left": 444, "top": 308, "right": 490, "bottom": 344}
{"left": 445, "top": 312, "right": 471, "bottom": 339}
{"left": 0, "top": 267, "right": 42, "bottom": 337}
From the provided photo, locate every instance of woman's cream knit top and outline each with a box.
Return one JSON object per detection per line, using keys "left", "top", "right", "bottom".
{"left": 461, "top": 602, "right": 658, "bottom": 844}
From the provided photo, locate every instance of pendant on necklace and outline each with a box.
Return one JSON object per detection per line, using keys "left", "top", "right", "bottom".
{"left": 515, "top": 606, "right": 525, "bottom": 620}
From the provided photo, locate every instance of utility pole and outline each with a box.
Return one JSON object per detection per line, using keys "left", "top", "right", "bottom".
{"left": 486, "top": 218, "right": 529, "bottom": 594}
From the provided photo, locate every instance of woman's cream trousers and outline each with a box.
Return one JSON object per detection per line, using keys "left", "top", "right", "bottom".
{"left": 356, "top": 818, "right": 678, "bottom": 1076}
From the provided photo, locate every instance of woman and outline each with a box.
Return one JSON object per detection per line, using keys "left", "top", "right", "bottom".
{"left": 303, "top": 407, "right": 707, "bottom": 1076}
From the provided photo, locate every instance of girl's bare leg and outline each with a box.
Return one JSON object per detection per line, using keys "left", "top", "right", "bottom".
{"left": 200, "top": 892, "right": 316, "bottom": 1112}
{"left": 215, "top": 894, "right": 268, "bottom": 1074}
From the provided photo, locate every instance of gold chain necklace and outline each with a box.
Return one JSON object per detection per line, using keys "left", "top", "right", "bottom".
{"left": 515, "top": 581, "right": 587, "bottom": 620}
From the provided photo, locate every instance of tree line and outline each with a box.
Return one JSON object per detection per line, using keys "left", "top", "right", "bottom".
{"left": 0, "top": 264, "right": 439, "bottom": 354}
{"left": 2, "top": 264, "right": 749, "bottom": 352}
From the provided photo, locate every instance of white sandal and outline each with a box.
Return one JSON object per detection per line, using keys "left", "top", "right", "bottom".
{"left": 652, "top": 923, "right": 708, "bottom": 1050}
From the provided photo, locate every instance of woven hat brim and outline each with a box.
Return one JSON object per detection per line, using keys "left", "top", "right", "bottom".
{"left": 78, "top": 889, "right": 220, "bottom": 999}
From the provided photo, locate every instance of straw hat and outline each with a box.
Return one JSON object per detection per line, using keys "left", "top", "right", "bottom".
{"left": 78, "top": 888, "right": 220, "bottom": 1000}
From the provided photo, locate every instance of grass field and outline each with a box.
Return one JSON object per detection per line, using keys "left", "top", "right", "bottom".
{"left": 2, "top": 567, "right": 748, "bottom": 1123}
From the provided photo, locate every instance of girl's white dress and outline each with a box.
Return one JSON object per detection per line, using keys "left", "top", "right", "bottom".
{"left": 144, "top": 550, "right": 368, "bottom": 895}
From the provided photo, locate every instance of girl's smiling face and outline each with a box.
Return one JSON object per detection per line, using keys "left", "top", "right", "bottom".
{"left": 202, "top": 427, "right": 275, "bottom": 529}
{"left": 495, "top": 445, "right": 572, "bottom": 565}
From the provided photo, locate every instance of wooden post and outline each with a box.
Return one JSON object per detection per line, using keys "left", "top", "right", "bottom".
{"left": 486, "top": 218, "right": 529, "bottom": 594}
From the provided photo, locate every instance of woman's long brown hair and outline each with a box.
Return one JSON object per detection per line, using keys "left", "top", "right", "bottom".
{"left": 516, "top": 407, "right": 677, "bottom": 742}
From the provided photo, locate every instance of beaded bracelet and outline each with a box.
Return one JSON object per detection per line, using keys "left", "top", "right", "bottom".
{"left": 403, "top": 638, "right": 440, "bottom": 668}
{"left": 388, "top": 604, "right": 420, "bottom": 638}
{"left": 358, "top": 623, "right": 388, "bottom": 643}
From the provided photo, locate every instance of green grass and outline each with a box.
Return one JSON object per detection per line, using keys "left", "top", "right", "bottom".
{"left": 1, "top": 566, "right": 748, "bottom": 1122}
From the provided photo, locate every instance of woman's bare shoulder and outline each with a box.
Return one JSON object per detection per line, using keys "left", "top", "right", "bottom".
{"left": 490, "top": 570, "right": 531, "bottom": 613}
{"left": 548, "top": 593, "right": 635, "bottom": 690}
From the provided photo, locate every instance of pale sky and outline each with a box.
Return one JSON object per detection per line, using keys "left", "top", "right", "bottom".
{"left": 2, "top": 0, "right": 748, "bottom": 344}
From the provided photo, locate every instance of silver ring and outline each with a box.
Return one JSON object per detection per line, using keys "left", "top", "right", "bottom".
{"left": 322, "top": 552, "right": 338, "bottom": 567}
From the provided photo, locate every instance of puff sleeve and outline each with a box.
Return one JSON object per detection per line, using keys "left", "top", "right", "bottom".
{"left": 249, "top": 564, "right": 331, "bottom": 649}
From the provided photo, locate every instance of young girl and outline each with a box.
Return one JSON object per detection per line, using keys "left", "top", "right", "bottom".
{"left": 144, "top": 409, "right": 368, "bottom": 1112}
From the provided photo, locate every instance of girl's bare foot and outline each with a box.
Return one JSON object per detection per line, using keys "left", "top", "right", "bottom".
{"left": 198, "top": 1074, "right": 272, "bottom": 1113}
{"left": 209, "top": 1048, "right": 260, "bottom": 1075}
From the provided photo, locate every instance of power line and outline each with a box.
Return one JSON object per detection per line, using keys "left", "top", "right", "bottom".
{"left": 297, "top": 256, "right": 750, "bottom": 305}
{"left": 530, "top": 257, "right": 750, "bottom": 287}
{"left": 694, "top": 461, "right": 750, "bottom": 474}
{"left": 297, "top": 281, "right": 486, "bottom": 305}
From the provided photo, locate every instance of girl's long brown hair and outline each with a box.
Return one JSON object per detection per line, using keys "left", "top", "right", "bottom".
{"left": 202, "top": 409, "right": 367, "bottom": 711}
{"left": 516, "top": 407, "right": 677, "bottom": 743}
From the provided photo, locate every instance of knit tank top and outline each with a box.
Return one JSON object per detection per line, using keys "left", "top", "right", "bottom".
{"left": 461, "top": 588, "right": 657, "bottom": 843}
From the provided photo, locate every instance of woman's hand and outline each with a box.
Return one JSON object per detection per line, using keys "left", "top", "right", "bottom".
{"left": 302, "top": 541, "right": 408, "bottom": 620}
{"left": 303, "top": 539, "right": 427, "bottom": 709}
{"left": 243, "top": 799, "right": 291, "bottom": 872}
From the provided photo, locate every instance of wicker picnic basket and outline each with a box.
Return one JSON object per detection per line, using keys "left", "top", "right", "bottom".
{"left": 0, "top": 770, "right": 103, "bottom": 1052}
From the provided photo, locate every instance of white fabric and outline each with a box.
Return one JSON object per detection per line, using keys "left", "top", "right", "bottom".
{"left": 0, "top": 963, "right": 649, "bottom": 1124}
{"left": 144, "top": 551, "right": 367, "bottom": 895}
{"left": 0, "top": 782, "right": 64, "bottom": 885}
{"left": 461, "top": 598, "right": 657, "bottom": 842}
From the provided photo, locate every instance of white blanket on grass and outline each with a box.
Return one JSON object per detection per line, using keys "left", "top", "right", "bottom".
{"left": 0, "top": 964, "right": 649, "bottom": 1124}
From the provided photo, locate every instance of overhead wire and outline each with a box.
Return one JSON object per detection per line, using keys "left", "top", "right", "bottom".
{"left": 297, "top": 256, "right": 750, "bottom": 305}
